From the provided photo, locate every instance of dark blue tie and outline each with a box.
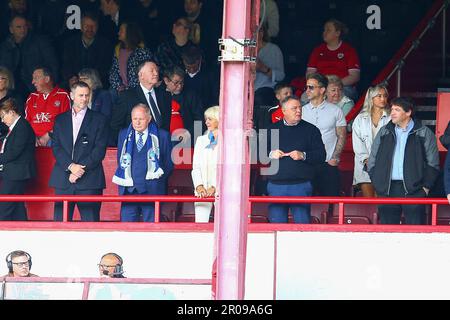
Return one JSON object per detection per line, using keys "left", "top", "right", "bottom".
{"left": 137, "top": 132, "right": 144, "bottom": 152}
{"left": 148, "top": 91, "right": 162, "bottom": 126}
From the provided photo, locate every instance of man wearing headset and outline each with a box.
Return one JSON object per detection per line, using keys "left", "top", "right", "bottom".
{"left": 98, "top": 253, "right": 126, "bottom": 278}
{"left": 3, "top": 250, "right": 38, "bottom": 277}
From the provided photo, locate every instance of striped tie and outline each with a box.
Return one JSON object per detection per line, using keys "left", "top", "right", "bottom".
{"left": 137, "top": 132, "right": 144, "bottom": 152}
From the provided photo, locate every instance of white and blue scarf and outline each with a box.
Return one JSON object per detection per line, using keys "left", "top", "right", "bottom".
{"left": 112, "top": 122, "right": 164, "bottom": 187}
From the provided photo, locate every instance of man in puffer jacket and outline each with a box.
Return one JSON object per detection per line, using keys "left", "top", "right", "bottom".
{"left": 368, "top": 97, "right": 439, "bottom": 225}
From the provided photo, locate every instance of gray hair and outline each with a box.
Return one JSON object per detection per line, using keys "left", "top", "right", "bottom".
{"left": 326, "top": 74, "right": 343, "bottom": 89}
{"left": 78, "top": 68, "right": 103, "bottom": 90}
{"left": 132, "top": 103, "right": 151, "bottom": 117}
{"left": 281, "top": 95, "right": 301, "bottom": 111}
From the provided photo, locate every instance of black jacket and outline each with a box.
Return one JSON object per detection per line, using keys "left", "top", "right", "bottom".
{"left": 368, "top": 120, "right": 440, "bottom": 195}
{"left": 0, "top": 117, "right": 36, "bottom": 181}
{"left": 49, "top": 109, "right": 108, "bottom": 190}
{"left": 111, "top": 85, "right": 172, "bottom": 144}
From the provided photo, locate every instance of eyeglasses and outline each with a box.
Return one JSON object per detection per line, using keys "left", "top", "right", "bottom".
{"left": 169, "top": 78, "right": 184, "bottom": 86}
{"left": 12, "top": 261, "right": 29, "bottom": 267}
{"left": 306, "top": 85, "right": 321, "bottom": 91}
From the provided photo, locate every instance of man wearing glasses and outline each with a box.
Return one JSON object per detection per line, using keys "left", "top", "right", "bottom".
{"left": 3, "top": 250, "right": 38, "bottom": 277}
{"left": 302, "top": 73, "right": 347, "bottom": 199}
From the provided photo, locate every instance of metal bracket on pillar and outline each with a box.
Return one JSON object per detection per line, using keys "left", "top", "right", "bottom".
{"left": 218, "top": 38, "right": 257, "bottom": 62}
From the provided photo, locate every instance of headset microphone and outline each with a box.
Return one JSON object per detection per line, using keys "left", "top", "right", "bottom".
{"left": 102, "top": 270, "right": 110, "bottom": 276}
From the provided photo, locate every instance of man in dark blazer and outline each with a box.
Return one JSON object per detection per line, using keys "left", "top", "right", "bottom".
{"left": 0, "top": 98, "right": 36, "bottom": 221}
{"left": 49, "top": 81, "right": 108, "bottom": 222}
{"left": 111, "top": 60, "right": 172, "bottom": 146}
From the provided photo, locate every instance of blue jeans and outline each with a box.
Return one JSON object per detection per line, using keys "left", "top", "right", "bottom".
{"left": 267, "top": 181, "right": 313, "bottom": 224}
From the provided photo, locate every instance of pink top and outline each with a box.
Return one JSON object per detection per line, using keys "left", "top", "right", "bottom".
{"left": 118, "top": 48, "right": 132, "bottom": 87}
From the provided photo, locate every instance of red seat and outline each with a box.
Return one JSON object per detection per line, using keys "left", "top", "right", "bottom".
{"left": 328, "top": 215, "right": 371, "bottom": 224}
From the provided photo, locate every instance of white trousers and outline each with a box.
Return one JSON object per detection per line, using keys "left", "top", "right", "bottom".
{"left": 195, "top": 202, "right": 214, "bottom": 223}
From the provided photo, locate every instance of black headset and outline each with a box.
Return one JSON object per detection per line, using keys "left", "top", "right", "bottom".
{"left": 6, "top": 250, "right": 32, "bottom": 273}
{"left": 100, "top": 253, "right": 123, "bottom": 277}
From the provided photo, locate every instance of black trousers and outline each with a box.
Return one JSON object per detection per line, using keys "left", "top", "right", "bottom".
{"left": 0, "top": 179, "right": 28, "bottom": 221}
{"left": 313, "top": 163, "right": 341, "bottom": 197}
{"left": 54, "top": 187, "right": 102, "bottom": 222}
{"left": 378, "top": 180, "right": 426, "bottom": 225}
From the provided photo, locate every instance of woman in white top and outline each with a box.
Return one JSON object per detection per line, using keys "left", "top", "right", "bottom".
{"left": 191, "top": 106, "right": 219, "bottom": 223}
{"left": 352, "top": 85, "right": 390, "bottom": 197}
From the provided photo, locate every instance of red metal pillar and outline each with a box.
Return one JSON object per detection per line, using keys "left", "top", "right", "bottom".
{"left": 215, "top": 0, "right": 258, "bottom": 300}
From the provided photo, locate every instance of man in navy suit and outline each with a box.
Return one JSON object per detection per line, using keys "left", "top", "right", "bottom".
{"left": 0, "top": 98, "right": 36, "bottom": 221}
{"left": 49, "top": 81, "right": 109, "bottom": 222}
{"left": 113, "top": 103, "right": 173, "bottom": 222}
{"left": 111, "top": 60, "right": 172, "bottom": 146}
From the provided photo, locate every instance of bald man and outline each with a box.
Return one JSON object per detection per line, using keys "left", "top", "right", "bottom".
{"left": 98, "top": 253, "right": 125, "bottom": 278}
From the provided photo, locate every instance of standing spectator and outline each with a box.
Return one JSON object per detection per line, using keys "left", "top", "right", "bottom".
{"left": 191, "top": 106, "right": 219, "bottom": 223}
{"left": 3, "top": 250, "right": 38, "bottom": 277}
{"left": 98, "top": 0, "right": 131, "bottom": 45}
{"left": 326, "top": 74, "right": 354, "bottom": 117}
{"left": 0, "top": 66, "right": 24, "bottom": 115}
{"left": 254, "top": 23, "right": 284, "bottom": 130}
{"left": 368, "top": 97, "right": 440, "bottom": 225}
{"left": 0, "top": 98, "right": 36, "bottom": 221}
{"left": 184, "top": 0, "right": 221, "bottom": 65}
{"left": 112, "top": 60, "right": 172, "bottom": 143}
{"left": 182, "top": 45, "right": 219, "bottom": 112}
{"left": 267, "top": 96, "right": 326, "bottom": 223}
{"left": 302, "top": 73, "right": 346, "bottom": 197}
{"left": 0, "top": 15, "right": 59, "bottom": 99}
{"left": 156, "top": 17, "right": 194, "bottom": 76}
{"left": 352, "top": 85, "right": 390, "bottom": 197}
{"left": 162, "top": 65, "right": 203, "bottom": 143}
{"left": 260, "top": 0, "right": 279, "bottom": 39}
{"left": 25, "top": 66, "right": 71, "bottom": 147}
{"left": 62, "top": 12, "right": 113, "bottom": 90}
{"left": 109, "top": 22, "right": 154, "bottom": 95}
{"left": 78, "top": 68, "right": 113, "bottom": 121}
{"left": 49, "top": 81, "right": 109, "bottom": 222}
{"left": 266, "top": 82, "right": 293, "bottom": 126}
{"left": 306, "top": 19, "right": 360, "bottom": 101}
{"left": 113, "top": 103, "right": 173, "bottom": 222}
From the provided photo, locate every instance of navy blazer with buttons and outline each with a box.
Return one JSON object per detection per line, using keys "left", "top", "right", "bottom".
{"left": 49, "top": 108, "right": 109, "bottom": 190}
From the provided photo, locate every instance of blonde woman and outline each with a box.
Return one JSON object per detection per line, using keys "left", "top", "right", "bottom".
{"left": 191, "top": 106, "right": 219, "bottom": 223}
{"left": 352, "top": 85, "right": 390, "bottom": 197}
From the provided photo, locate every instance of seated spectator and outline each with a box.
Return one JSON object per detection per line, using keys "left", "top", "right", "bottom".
{"left": 3, "top": 250, "right": 38, "bottom": 277}
{"left": 62, "top": 11, "right": 113, "bottom": 90}
{"left": 306, "top": 19, "right": 360, "bottom": 101}
{"left": 98, "top": 0, "right": 130, "bottom": 45}
{"left": 266, "top": 96, "right": 326, "bottom": 223}
{"left": 254, "top": 23, "right": 285, "bottom": 130}
{"left": 113, "top": 103, "right": 173, "bottom": 222}
{"left": 191, "top": 106, "right": 219, "bottom": 223}
{"left": 78, "top": 68, "right": 113, "bottom": 121}
{"left": 326, "top": 74, "right": 354, "bottom": 117}
{"left": 0, "top": 15, "right": 59, "bottom": 99}
{"left": 156, "top": 17, "right": 194, "bottom": 75}
{"left": 0, "top": 0, "right": 35, "bottom": 43}
{"left": 182, "top": 45, "right": 219, "bottom": 111}
{"left": 162, "top": 65, "right": 203, "bottom": 143}
{"left": 266, "top": 82, "right": 293, "bottom": 126}
{"left": 0, "top": 98, "right": 36, "bottom": 221}
{"left": 98, "top": 253, "right": 125, "bottom": 278}
{"left": 352, "top": 85, "right": 390, "bottom": 197}
{"left": 25, "top": 66, "right": 70, "bottom": 147}
{"left": 109, "top": 21, "right": 154, "bottom": 97}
